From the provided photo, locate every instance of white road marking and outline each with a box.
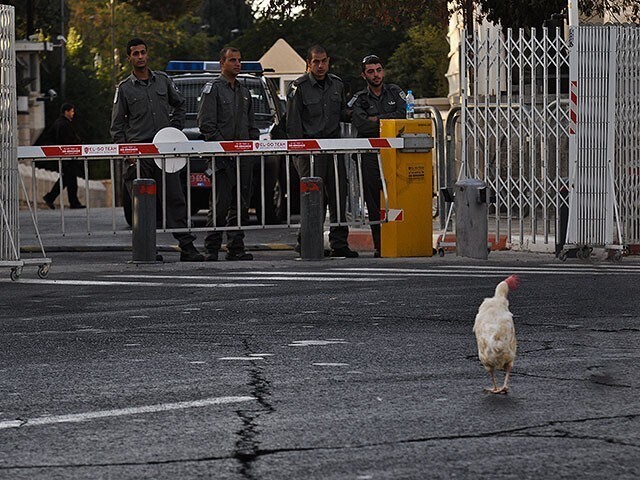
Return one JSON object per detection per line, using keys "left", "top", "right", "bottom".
{"left": 0, "top": 396, "right": 255, "bottom": 430}
{"left": 0, "top": 279, "right": 275, "bottom": 287}
{"left": 106, "top": 274, "right": 379, "bottom": 282}
{"left": 313, "top": 362, "right": 350, "bottom": 367}
{"left": 218, "top": 357, "right": 264, "bottom": 361}
{"left": 335, "top": 265, "right": 640, "bottom": 274}
{"left": 288, "top": 340, "right": 349, "bottom": 347}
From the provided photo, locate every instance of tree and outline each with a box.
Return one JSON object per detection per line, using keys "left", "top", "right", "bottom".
{"left": 386, "top": 19, "right": 449, "bottom": 98}
{"left": 122, "top": 0, "right": 201, "bottom": 21}
{"left": 201, "top": 0, "right": 255, "bottom": 52}
{"left": 261, "top": 0, "right": 640, "bottom": 28}
{"left": 232, "top": 4, "right": 408, "bottom": 96}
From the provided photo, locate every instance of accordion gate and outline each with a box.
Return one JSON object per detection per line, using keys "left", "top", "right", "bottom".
{"left": 460, "top": 26, "right": 640, "bottom": 256}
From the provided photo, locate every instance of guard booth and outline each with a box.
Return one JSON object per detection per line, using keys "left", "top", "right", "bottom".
{"left": 379, "top": 119, "right": 434, "bottom": 257}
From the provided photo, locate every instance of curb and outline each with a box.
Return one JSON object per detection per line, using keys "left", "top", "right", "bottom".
{"left": 20, "top": 243, "right": 295, "bottom": 254}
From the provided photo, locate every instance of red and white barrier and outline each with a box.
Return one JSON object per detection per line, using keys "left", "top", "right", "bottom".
{"left": 18, "top": 138, "right": 405, "bottom": 159}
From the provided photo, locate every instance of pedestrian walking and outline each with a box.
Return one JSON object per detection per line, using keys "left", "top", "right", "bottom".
{"left": 286, "top": 45, "right": 358, "bottom": 258}
{"left": 197, "top": 47, "right": 260, "bottom": 261}
{"left": 110, "top": 37, "right": 203, "bottom": 262}
{"left": 42, "top": 103, "right": 85, "bottom": 209}
{"left": 350, "top": 55, "right": 406, "bottom": 257}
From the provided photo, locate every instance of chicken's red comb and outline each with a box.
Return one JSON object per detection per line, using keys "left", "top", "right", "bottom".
{"left": 505, "top": 275, "right": 520, "bottom": 290}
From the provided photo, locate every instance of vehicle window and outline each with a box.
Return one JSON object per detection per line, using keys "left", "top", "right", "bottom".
{"left": 174, "top": 78, "right": 210, "bottom": 116}
{"left": 239, "top": 77, "right": 270, "bottom": 116}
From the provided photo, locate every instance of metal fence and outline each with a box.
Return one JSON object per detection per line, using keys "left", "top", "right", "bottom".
{"left": 612, "top": 27, "right": 640, "bottom": 248}
{"left": 17, "top": 138, "right": 404, "bottom": 239}
{"left": 459, "top": 27, "right": 571, "bottom": 250}
{"left": 0, "top": 5, "right": 19, "bottom": 267}
{"left": 459, "top": 25, "right": 640, "bottom": 256}
{"left": 566, "top": 26, "right": 621, "bottom": 254}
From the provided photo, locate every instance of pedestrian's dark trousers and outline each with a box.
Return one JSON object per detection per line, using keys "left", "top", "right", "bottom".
{"left": 226, "top": 157, "right": 255, "bottom": 254}
{"left": 293, "top": 153, "right": 349, "bottom": 250}
{"left": 125, "top": 158, "right": 196, "bottom": 248}
{"left": 204, "top": 157, "right": 252, "bottom": 255}
{"left": 361, "top": 153, "right": 382, "bottom": 253}
{"left": 45, "top": 160, "right": 82, "bottom": 205}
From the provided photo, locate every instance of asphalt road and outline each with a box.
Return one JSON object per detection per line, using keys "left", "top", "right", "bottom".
{"left": 1, "top": 251, "right": 639, "bottom": 479}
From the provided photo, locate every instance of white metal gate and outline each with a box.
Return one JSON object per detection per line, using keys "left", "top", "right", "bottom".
{"left": 0, "top": 4, "right": 50, "bottom": 280}
{"left": 0, "top": 5, "right": 19, "bottom": 267}
{"left": 460, "top": 27, "right": 571, "bottom": 250}
{"left": 566, "top": 26, "right": 622, "bottom": 254}
{"left": 611, "top": 27, "right": 640, "bottom": 247}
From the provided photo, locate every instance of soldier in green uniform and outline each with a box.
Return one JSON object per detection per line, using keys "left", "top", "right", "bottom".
{"left": 197, "top": 47, "right": 260, "bottom": 261}
{"left": 286, "top": 45, "right": 358, "bottom": 258}
{"left": 110, "top": 38, "right": 203, "bottom": 262}
{"left": 350, "top": 55, "right": 406, "bottom": 257}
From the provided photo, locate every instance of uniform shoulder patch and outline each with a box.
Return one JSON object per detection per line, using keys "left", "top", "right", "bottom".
{"left": 202, "top": 82, "right": 213, "bottom": 95}
{"left": 293, "top": 75, "right": 308, "bottom": 87}
{"left": 347, "top": 92, "right": 361, "bottom": 108}
{"left": 398, "top": 90, "right": 407, "bottom": 101}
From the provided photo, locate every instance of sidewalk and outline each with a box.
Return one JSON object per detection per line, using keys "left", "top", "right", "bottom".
{"left": 18, "top": 207, "right": 376, "bottom": 255}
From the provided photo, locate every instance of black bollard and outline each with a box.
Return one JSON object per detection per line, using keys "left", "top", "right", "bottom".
{"left": 300, "top": 177, "right": 324, "bottom": 260}
{"left": 132, "top": 179, "right": 157, "bottom": 263}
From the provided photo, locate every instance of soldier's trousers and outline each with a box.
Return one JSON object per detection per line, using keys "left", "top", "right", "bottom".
{"left": 360, "top": 153, "right": 382, "bottom": 253}
{"left": 204, "top": 157, "right": 254, "bottom": 254}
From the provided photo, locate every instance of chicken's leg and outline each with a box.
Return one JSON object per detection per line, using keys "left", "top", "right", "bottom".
{"left": 497, "top": 364, "right": 512, "bottom": 394}
{"left": 484, "top": 369, "right": 500, "bottom": 393}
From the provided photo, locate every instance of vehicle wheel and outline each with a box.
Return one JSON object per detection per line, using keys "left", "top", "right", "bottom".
{"left": 38, "top": 265, "right": 50, "bottom": 279}
{"left": 10, "top": 266, "right": 21, "bottom": 281}
{"left": 559, "top": 251, "right": 568, "bottom": 262}
{"left": 122, "top": 186, "right": 132, "bottom": 227}
{"left": 609, "top": 251, "right": 623, "bottom": 263}
{"left": 438, "top": 248, "right": 445, "bottom": 257}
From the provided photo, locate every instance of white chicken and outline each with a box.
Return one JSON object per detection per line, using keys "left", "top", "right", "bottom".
{"left": 473, "top": 275, "right": 520, "bottom": 394}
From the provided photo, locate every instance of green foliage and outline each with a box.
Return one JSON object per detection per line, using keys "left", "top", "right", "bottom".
{"left": 67, "top": 0, "right": 216, "bottom": 82}
{"left": 386, "top": 19, "right": 449, "bottom": 98}
{"left": 121, "top": 0, "right": 202, "bottom": 21}
{"left": 233, "top": 5, "right": 407, "bottom": 96}
{"left": 202, "top": 0, "right": 255, "bottom": 52}
{"left": 4, "top": 0, "right": 61, "bottom": 39}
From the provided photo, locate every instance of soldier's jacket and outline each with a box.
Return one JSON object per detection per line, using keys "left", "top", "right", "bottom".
{"left": 286, "top": 73, "right": 348, "bottom": 139}
{"left": 197, "top": 75, "right": 260, "bottom": 142}
{"left": 350, "top": 83, "right": 406, "bottom": 138}
{"left": 110, "top": 69, "right": 185, "bottom": 143}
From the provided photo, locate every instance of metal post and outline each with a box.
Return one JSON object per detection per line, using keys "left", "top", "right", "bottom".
{"left": 299, "top": 177, "right": 324, "bottom": 260}
{"left": 455, "top": 179, "right": 488, "bottom": 260}
{"left": 132, "top": 179, "right": 157, "bottom": 263}
{"left": 59, "top": 0, "right": 66, "bottom": 100}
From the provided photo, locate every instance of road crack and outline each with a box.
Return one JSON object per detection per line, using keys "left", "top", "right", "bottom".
{"left": 233, "top": 339, "right": 275, "bottom": 480}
